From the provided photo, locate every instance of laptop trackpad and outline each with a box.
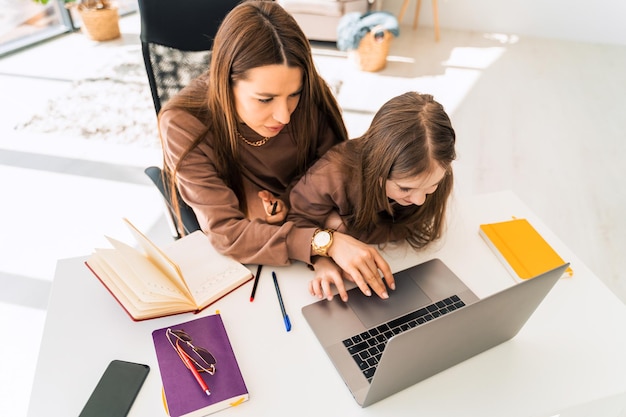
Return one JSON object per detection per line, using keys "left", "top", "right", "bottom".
{"left": 347, "top": 277, "right": 432, "bottom": 329}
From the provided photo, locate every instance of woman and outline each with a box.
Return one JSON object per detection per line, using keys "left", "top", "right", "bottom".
{"left": 288, "top": 92, "right": 457, "bottom": 301}
{"left": 160, "top": 1, "right": 393, "bottom": 289}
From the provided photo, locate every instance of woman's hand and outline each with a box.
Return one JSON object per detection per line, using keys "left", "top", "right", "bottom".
{"left": 327, "top": 232, "right": 395, "bottom": 299}
{"left": 258, "top": 190, "right": 287, "bottom": 224}
{"left": 309, "top": 257, "right": 353, "bottom": 302}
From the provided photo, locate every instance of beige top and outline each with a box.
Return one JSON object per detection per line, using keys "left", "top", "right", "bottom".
{"left": 160, "top": 101, "right": 342, "bottom": 266}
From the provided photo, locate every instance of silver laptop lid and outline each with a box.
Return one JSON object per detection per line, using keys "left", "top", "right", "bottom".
{"left": 303, "top": 259, "right": 569, "bottom": 407}
{"left": 363, "top": 262, "right": 569, "bottom": 407}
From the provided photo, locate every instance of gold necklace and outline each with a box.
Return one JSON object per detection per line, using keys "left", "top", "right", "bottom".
{"left": 237, "top": 130, "right": 271, "bottom": 147}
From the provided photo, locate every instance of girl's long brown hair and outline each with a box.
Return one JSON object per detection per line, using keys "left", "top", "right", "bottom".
{"left": 159, "top": 0, "right": 347, "bottom": 231}
{"left": 331, "top": 92, "right": 456, "bottom": 248}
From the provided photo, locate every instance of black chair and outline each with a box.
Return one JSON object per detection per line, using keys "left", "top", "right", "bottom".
{"left": 144, "top": 166, "right": 200, "bottom": 238}
{"left": 138, "top": 0, "right": 240, "bottom": 239}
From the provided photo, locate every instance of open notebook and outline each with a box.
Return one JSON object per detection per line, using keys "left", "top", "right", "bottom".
{"left": 85, "top": 218, "right": 252, "bottom": 320}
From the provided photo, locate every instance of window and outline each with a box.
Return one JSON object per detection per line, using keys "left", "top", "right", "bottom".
{"left": 0, "top": 0, "right": 138, "bottom": 58}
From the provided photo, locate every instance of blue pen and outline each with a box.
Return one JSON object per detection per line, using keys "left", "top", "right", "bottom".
{"left": 272, "top": 271, "right": 291, "bottom": 332}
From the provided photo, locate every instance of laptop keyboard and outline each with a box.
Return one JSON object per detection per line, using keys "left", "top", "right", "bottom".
{"left": 342, "top": 295, "right": 466, "bottom": 382}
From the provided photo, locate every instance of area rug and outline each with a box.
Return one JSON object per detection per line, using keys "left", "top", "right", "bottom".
{"left": 13, "top": 46, "right": 356, "bottom": 147}
{"left": 14, "top": 47, "right": 160, "bottom": 148}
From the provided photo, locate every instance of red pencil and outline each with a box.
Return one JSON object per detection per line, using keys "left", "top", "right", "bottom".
{"left": 176, "top": 343, "right": 211, "bottom": 396}
{"left": 250, "top": 264, "right": 263, "bottom": 302}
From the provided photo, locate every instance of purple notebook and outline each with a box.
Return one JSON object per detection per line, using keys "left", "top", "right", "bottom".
{"left": 152, "top": 314, "right": 249, "bottom": 417}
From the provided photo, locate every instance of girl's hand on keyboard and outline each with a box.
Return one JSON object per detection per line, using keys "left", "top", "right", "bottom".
{"left": 327, "top": 232, "right": 395, "bottom": 300}
{"left": 309, "top": 257, "right": 352, "bottom": 302}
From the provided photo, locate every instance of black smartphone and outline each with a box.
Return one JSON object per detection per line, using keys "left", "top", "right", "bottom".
{"left": 78, "top": 360, "right": 150, "bottom": 417}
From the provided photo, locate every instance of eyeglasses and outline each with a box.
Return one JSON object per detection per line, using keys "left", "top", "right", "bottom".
{"left": 166, "top": 328, "right": 216, "bottom": 375}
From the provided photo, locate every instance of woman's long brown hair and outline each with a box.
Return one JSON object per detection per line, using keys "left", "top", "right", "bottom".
{"left": 158, "top": 0, "right": 347, "bottom": 233}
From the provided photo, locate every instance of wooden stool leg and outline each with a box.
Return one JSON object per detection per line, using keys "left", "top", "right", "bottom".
{"left": 413, "top": 0, "right": 422, "bottom": 30}
{"left": 398, "top": 0, "right": 410, "bottom": 24}
{"left": 432, "top": 0, "right": 440, "bottom": 41}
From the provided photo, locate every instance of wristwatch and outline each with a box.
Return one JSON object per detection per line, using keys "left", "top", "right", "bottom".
{"left": 311, "top": 229, "right": 334, "bottom": 257}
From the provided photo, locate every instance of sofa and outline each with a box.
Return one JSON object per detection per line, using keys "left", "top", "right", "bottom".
{"left": 279, "top": 0, "right": 372, "bottom": 42}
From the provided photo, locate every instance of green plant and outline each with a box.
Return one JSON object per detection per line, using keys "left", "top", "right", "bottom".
{"left": 32, "top": 0, "right": 114, "bottom": 10}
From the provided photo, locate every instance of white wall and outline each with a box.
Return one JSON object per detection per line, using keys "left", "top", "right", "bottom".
{"left": 381, "top": 0, "right": 626, "bottom": 46}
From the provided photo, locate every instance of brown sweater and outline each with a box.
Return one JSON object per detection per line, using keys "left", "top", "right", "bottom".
{"left": 160, "top": 103, "right": 342, "bottom": 266}
{"left": 288, "top": 141, "right": 412, "bottom": 244}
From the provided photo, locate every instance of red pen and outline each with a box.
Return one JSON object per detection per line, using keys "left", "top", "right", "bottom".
{"left": 176, "top": 343, "right": 211, "bottom": 396}
{"left": 250, "top": 264, "right": 262, "bottom": 302}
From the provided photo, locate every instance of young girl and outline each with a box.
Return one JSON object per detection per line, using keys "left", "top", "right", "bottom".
{"left": 159, "top": 1, "right": 351, "bottom": 265}
{"left": 288, "top": 92, "right": 457, "bottom": 301}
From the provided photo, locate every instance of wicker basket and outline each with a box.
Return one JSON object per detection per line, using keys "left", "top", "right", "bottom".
{"left": 77, "top": 6, "right": 121, "bottom": 41}
{"left": 354, "top": 26, "right": 392, "bottom": 72}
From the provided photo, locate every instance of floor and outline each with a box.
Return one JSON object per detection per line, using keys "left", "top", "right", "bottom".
{"left": 1, "top": 12, "right": 625, "bottom": 417}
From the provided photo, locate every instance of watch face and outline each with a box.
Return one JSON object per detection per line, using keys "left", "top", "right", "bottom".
{"left": 315, "top": 231, "right": 331, "bottom": 246}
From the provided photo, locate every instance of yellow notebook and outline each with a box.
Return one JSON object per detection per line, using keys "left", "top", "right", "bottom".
{"left": 479, "top": 218, "right": 573, "bottom": 281}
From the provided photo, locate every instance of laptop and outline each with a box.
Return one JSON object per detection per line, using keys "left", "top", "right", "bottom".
{"left": 302, "top": 258, "right": 569, "bottom": 407}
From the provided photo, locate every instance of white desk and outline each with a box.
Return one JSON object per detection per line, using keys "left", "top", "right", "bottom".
{"left": 28, "top": 191, "right": 626, "bottom": 417}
